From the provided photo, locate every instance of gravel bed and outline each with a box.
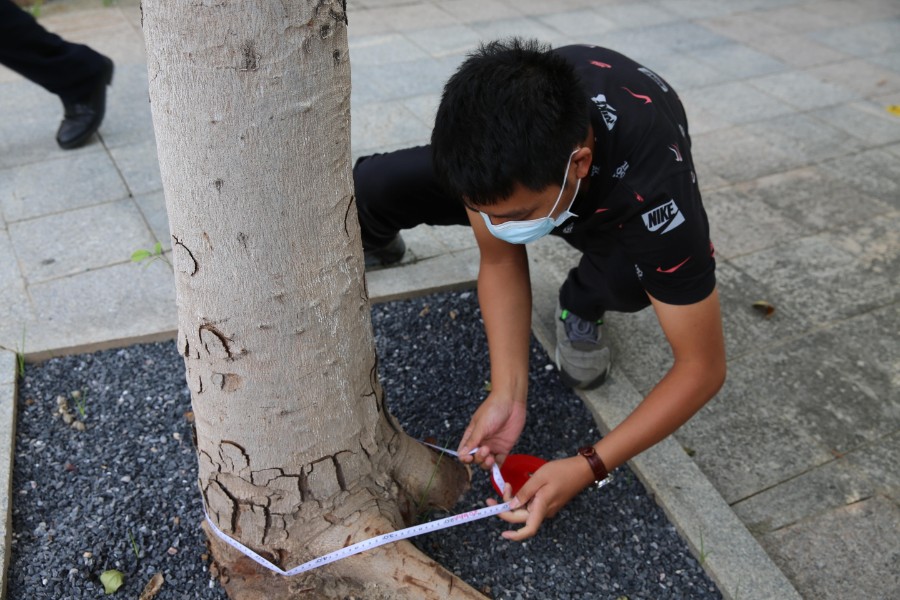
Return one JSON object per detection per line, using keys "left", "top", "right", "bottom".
{"left": 9, "top": 290, "right": 721, "bottom": 599}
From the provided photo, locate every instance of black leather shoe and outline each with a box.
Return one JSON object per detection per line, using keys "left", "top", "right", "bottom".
{"left": 56, "top": 56, "right": 114, "bottom": 150}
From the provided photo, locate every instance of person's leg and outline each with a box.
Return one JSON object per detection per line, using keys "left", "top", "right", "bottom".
{"left": 0, "top": 0, "right": 107, "bottom": 104}
{"left": 554, "top": 243, "right": 649, "bottom": 389}
{"left": 354, "top": 145, "right": 468, "bottom": 258}
{"left": 559, "top": 243, "right": 650, "bottom": 320}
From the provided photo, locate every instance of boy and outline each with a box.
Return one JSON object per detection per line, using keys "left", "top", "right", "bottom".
{"left": 355, "top": 39, "right": 725, "bottom": 540}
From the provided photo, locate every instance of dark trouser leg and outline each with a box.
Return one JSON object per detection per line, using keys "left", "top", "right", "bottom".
{"left": 0, "top": 0, "right": 106, "bottom": 104}
{"left": 559, "top": 243, "right": 651, "bottom": 321}
{"left": 353, "top": 145, "right": 469, "bottom": 248}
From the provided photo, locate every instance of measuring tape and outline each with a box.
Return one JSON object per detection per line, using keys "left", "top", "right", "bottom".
{"left": 204, "top": 442, "right": 510, "bottom": 576}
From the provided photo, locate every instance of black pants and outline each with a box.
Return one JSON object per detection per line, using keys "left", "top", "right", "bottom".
{"left": 354, "top": 146, "right": 650, "bottom": 320}
{"left": 0, "top": 0, "right": 107, "bottom": 105}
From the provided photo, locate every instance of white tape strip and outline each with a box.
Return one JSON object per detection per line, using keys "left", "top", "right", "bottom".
{"left": 205, "top": 441, "right": 510, "bottom": 576}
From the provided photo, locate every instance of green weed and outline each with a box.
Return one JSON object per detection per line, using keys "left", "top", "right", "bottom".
{"left": 131, "top": 241, "right": 172, "bottom": 270}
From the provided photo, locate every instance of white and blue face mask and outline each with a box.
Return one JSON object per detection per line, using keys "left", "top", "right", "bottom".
{"left": 480, "top": 149, "right": 581, "bottom": 245}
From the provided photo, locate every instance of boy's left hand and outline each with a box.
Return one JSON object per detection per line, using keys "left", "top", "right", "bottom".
{"left": 486, "top": 455, "right": 594, "bottom": 541}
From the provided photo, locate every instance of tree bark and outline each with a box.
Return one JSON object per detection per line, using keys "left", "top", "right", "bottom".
{"left": 141, "top": 2, "right": 484, "bottom": 597}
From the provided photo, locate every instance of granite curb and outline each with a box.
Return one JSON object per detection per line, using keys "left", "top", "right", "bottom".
{"left": 0, "top": 350, "right": 18, "bottom": 600}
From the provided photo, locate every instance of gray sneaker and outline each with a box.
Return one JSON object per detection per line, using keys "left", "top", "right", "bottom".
{"left": 555, "top": 303, "right": 611, "bottom": 390}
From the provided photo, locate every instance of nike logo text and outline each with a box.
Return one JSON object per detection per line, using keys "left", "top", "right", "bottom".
{"left": 642, "top": 199, "right": 685, "bottom": 234}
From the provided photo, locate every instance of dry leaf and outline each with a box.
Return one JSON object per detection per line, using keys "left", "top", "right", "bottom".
{"left": 138, "top": 573, "right": 164, "bottom": 600}
{"left": 887, "top": 105, "right": 900, "bottom": 117}
{"left": 449, "top": 309, "right": 458, "bottom": 320}
{"left": 418, "top": 304, "right": 430, "bottom": 317}
{"left": 752, "top": 300, "right": 776, "bottom": 318}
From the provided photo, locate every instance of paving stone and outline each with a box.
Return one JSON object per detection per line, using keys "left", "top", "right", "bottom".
{"left": 0, "top": 232, "right": 33, "bottom": 354}
{"left": 633, "top": 20, "right": 733, "bottom": 52}
{"left": 712, "top": 260, "right": 812, "bottom": 362}
{"left": 744, "top": 33, "right": 851, "bottom": 69}
{"left": 346, "top": 9, "right": 395, "bottom": 37}
{"left": 869, "top": 49, "right": 900, "bottom": 74}
{"left": 579, "top": 28, "right": 675, "bottom": 66}
{"left": 697, "top": 12, "right": 788, "bottom": 43}
{"left": 680, "top": 80, "right": 797, "bottom": 125}
{"left": 27, "top": 260, "right": 177, "bottom": 356}
{"left": 811, "top": 100, "right": 900, "bottom": 146}
{"left": 807, "top": 58, "right": 900, "bottom": 98}
{"left": 133, "top": 190, "right": 171, "bottom": 249}
{"left": 434, "top": 0, "right": 520, "bottom": 25}
{"left": 400, "top": 94, "right": 440, "bottom": 129}
{"left": 366, "top": 2, "right": 460, "bottom": 31}
{"left": 724, "top": 165, "right": 893, "bottom": 235}
{"left": 732, "top": 456, "right": 879, "bottom": 534}
{"left": 351, "top": 100, "right": 432, "bottom": 155}
{"left": 0, "top": 150, "right": 128, "bottom": 223}
{"left": 639, "top": 53, "right": 730, "bottom": 92}
{"left": 95, "top": 63, "right": 156, "bottom": 150}
{"left": 0, "top": 83, "right": 105, "bottom": 171}
{"left": 686, "top": 43, "right": 788, "bottom": 81}
{"left": 108, "top": 141, "right": 164, "bottom": 196}
{"left": 503, "top": 0, "right": 595, "bottom": 17}
{"left": 657, "top": 0, "right": 738, "bottom": 20}
{"left": 364, "top": 55, "right": 463, "bottom": 102}
{"left": 751, "top": 111, "right": 866, "bottom": 167}
{"left": 8, "top": 198, "right": 157, "bottom": 284}
{"left": 404, "top": 25, "right": 481, "bottom": 59}
{"left": 809, "top": 19, "right": 900, "bottom": 58}
{"left": 759, "top": 496, "right": 900, "bottom": 600}
{"left": 845, "top": 432, "right": 900, "bottom": 501}
{"left": 691, "top": 125, "right": 795, "bottom": 184}
{"left": 729, "top": 218, "right": 899, "bottom": 331}
{"left": 677, "top": 353, "right": 837, "bottom": 503}
{"left": 593, "top": 4, "right": 673, "bottom": 29}
{"left": 348, "top": 33, "right": 431, "bottom": 66}
{"left": 430, "top": 224, "right": 476, "bottom": 253}
{"left": 400, "top": 224, "right": 448, "bottom": 260}
{"left": 366, "top": 247, "right": 478, "bottom": 303}
{"left": 747, "top": 70, "right": 860, "bottom": 111}
{"left": 537, "top": 9, "right": 617, "bottom": 38}
{"left": 704, "top": 185, "right": 803, "bottom": 260}
{"left": 746, "top": 4, "right": 845, "bottom": 33}
{"left": 819, "top": 148, "right": 900, "bottom": 205}
{"left": 0, "top": 349, "right": 14, "bottom": 387}
{"left": 469, "top": 16, "right": 562, "bottom": 43}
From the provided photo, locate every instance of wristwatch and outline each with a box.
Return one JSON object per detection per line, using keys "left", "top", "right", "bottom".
{"left": 578, "top": 446, "right": 614, "bottom": 489}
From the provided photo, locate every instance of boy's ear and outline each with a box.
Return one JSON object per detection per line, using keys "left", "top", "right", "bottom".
{"left": 573, "top": 146, "right": 593, "bottom": 179}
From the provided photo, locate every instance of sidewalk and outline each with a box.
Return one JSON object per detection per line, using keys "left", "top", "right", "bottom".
{"left": 1, "top": 0, "right": 898, "bottom": 598}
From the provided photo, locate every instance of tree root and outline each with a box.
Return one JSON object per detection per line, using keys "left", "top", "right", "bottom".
{"left": 390, "top": 431, "right": 471, "bottom": 519}
{"left": 204, "top": 516, "right": 488, "bottom": 599}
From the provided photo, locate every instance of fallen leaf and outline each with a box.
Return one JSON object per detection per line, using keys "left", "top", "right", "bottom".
{"left": 138, "top": 573, "right": 164, "bottom": 600}
{"left": 183, "top": 411, "right": 194, "bottom": 423}
{"left": 887, "top": 105, "right": 900, "bottom": 117}
{"left": 100, "top": 569, "right": 124, "bottom": 594}
{"left": 449, "top": 309, "right": 458, "bottom": 320}
{"left": 752, "top": 300, "right": 776, "bottom": 318}
{"left": 418, "top": 305, "right": 430, "bottom": 317}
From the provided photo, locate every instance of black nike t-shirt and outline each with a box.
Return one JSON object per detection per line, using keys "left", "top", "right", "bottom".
{"left": 551, "top": 45, "right": 716, "bottom": 306}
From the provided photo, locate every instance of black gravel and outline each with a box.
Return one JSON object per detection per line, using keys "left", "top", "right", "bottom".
{"left": 10, "top": 290, "right": 721, "bottom": 599}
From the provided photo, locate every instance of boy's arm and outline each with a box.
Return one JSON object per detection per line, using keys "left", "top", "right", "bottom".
{"left": 494, "top": 288, "right": 726, "bottom": 541}
{"left": 457, "top": 207, "right": 533, "bottom": 468}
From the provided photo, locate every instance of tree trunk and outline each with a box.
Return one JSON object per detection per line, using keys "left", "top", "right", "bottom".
{"left": 141, "top": 2, "right": 484, "bottom": 597}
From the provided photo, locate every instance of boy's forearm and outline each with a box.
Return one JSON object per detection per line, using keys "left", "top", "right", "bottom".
{"left": 477, "top": 252, "right": 532, "bottom": 404}
{"left": 593, "top": 357, "right": 725, "bottom": 471}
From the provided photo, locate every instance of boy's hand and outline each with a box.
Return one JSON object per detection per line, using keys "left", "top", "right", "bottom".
{"left": 486, "top": 456, "right": 594, "bottom": 541}
{"left": 457, "top": 393, "right": 526, "bottom": 469}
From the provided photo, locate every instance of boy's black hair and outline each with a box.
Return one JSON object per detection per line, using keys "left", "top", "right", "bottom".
{"left": 431, "top": 38, "right": 590, "bottom": 207}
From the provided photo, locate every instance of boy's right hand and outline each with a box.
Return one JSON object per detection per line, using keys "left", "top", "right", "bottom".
{"left": 457, "top": 393, "right": 526, "bottom": 469}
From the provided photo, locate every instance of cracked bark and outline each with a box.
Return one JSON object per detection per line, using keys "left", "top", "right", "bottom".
{"left": 142, "top": 1, "right": 483, "bottom": 598}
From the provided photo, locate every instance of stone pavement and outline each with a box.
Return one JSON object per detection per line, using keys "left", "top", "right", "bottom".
{"left": 1, "top": 0, "right": 898, "bottom": 598}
